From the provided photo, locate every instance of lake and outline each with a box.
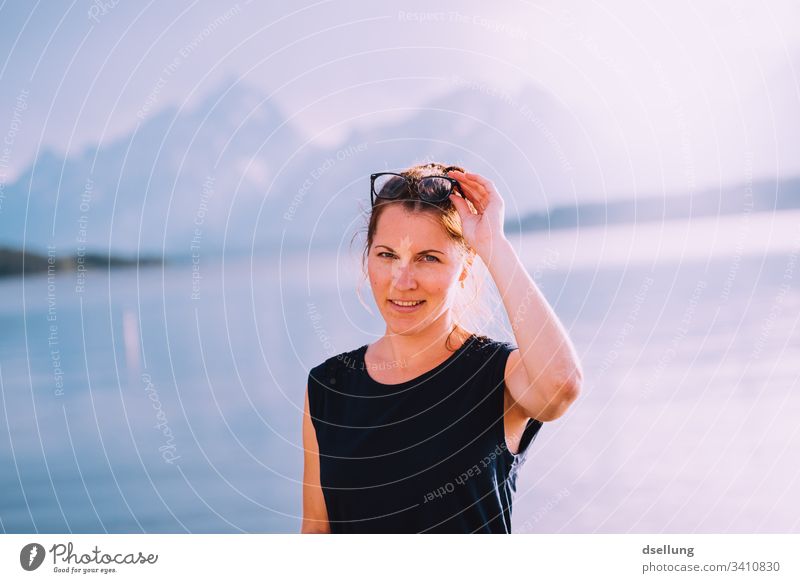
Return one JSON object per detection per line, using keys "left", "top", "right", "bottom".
{"left": 1, "top": 212, "right": 799, "bottom": 533}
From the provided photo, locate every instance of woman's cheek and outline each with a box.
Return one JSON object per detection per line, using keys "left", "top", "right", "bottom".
{"left": 368, "top": 268, "right": 385, "bottom": 288}
{"left": 366, "top": 263, "right": 378, "bottom": 284}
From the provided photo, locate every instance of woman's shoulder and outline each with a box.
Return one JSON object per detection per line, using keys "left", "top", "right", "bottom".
{"left": 467, "top": 333, "right": 517, "bottom": 355}
{"left": 308, "top": 344, "right": 367, "bottom": 381}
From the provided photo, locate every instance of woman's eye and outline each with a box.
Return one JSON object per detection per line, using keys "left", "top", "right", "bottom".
{"left": 376, "top": 252, "right": 438, "bottom": 262}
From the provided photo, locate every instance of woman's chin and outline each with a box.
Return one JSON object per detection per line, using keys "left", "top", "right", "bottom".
{"left": 385, "top": 315, "right": 428, "bottom": 335}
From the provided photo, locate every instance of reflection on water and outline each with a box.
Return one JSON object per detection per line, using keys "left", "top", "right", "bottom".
{"left": 0, "top": 219, "right": 798, "bottom": 532}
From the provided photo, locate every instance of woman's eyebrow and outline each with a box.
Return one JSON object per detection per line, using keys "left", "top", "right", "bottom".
{"left": 375, "top": 245, "right": 444, "bottom": 255}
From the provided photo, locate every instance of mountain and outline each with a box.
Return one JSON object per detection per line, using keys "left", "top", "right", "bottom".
{"left": 0, "top": 75, "right": 607, "bottom": 256}
{"left": 2, "top": 76, "right": 793, "bottom": 258}
{"left": 264, "top": 80, "right": 605, "bottom": 249}
{"left": 0, "top": 78, "right": 312, "bottom": 256}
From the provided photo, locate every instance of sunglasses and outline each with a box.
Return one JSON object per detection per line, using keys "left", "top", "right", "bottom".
{"left": 370, "top": 171, "right": 465, "bottom": 206}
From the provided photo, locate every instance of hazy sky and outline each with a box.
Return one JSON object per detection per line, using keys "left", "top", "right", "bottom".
{"left": 1, "top": 0, "right": 798, "bottom": 193}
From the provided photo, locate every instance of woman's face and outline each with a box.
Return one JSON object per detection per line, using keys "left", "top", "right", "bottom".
{"left": 367, "top": 205, "right": 467, "bottom": 335}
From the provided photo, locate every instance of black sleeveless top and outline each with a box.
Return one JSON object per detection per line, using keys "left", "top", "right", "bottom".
{"left": 307, "top": 333, "right": 543, "bottom": 533}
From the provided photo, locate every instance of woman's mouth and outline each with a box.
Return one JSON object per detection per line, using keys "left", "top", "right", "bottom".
{"left": 388, "top": 299, "right": 426, "bottom": 313}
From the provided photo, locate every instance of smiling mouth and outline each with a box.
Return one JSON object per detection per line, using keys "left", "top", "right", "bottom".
{"left": 388, "top": 299, "right": 426, "bottom": 308}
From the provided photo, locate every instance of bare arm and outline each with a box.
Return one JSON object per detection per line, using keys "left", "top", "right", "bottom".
{"left": 301, "top": 384, "right": 331, "bottom": 533}
{"left": 446, "top": 169, "right": 583, "bottom": 421}
{"left": 488, "top": 238, "right": 582, "bottom": 421}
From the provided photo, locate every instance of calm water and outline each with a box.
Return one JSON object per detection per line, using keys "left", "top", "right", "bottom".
{"left": 1, "top": 222, "right": 799, "bottom": 533}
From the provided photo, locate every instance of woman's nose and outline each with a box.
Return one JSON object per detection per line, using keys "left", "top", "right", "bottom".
{"left": 392, "top": 262, "right": 417, "bottom": 288}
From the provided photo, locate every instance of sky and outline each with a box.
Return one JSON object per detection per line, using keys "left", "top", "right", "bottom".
{"left": 1, "top": 0, "right": 798, "bottom": 194}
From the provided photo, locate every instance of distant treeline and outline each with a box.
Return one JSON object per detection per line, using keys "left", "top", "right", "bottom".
{"left": 508, "top": 177, "right": 800, "bottom": 232}
{"left": 0, "top": 247, "right": 162, "bottom": 278}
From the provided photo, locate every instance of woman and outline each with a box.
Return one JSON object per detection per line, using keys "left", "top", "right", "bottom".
{"left": 302, "top": 162, "right": 583, "bottom": 533}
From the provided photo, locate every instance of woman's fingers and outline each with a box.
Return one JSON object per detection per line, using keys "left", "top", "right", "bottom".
{"left": 448, "top": 192, "right": 471, "bottom": 218}
{"left": 453, "top": 171, "right": 490, "bottom": 199}
{"left": 463, "top": 172, "right": 496, "bottom": 200}
{"left": 448, "top": 170, "right": 488, "bottom": 211}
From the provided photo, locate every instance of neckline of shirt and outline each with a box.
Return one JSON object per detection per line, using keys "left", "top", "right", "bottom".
{"left": 357, "top": 333, "right": 478, "bottom": 388}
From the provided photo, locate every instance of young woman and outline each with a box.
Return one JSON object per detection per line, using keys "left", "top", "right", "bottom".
{"left": 302, "top": 162, "right": 582, "bottom": 533}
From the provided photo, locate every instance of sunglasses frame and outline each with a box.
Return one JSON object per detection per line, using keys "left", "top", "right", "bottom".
{"left": 370, "top": 171, "right": 465, "bottom": 206}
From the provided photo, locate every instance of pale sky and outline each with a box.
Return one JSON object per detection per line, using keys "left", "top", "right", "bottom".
{"left": 1, "top": 0, "right": 798, "bottom": 194}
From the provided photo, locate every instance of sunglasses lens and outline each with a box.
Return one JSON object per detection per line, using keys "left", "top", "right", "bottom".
{"left": 417, "top": 176, "right": 452, "bottom": 201}
{"left": 373, "top": 174, "right": 407, "bottom": 199}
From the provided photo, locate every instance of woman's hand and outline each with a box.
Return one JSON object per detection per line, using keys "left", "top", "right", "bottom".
{"left": 445, "top": 169, "right": 507, "bottom": 259}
